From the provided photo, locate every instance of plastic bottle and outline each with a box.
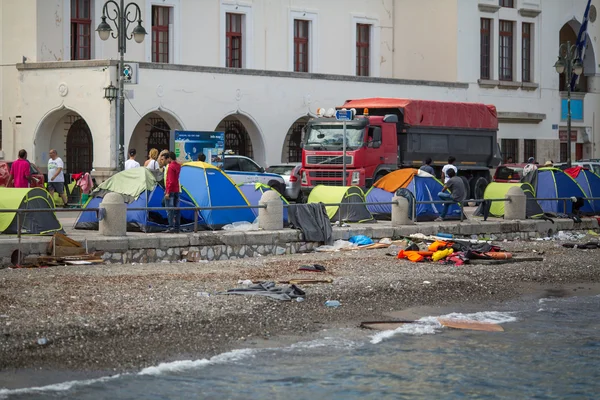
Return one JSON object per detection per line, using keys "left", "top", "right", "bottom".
{"left": 325, "top": 300, "right": 341, "bottom": 308}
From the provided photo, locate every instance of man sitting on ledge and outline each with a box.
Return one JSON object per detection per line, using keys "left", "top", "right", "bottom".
{"left": 436, "top": 168, "right": 466, "bottom": 221}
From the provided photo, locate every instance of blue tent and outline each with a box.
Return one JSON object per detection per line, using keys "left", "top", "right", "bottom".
{"left": 524, "top": 168, "right": 592, "bottom": 214}
{"left": 179, "top": 162, "right": 255, "bottom": 229}
{"left": 237, "top": 183, "right": 289, "bottom": 223}
{"left": 75, "top": 168, "right": 200, "bottom": 232}
{"left": 567, "top": 166, "right": 600, "bottom": 213}
{"left": 365, "top": 169, "right": 461, "bottom": 221}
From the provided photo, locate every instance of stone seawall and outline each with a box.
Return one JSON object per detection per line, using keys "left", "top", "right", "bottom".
{"left": 1, "top": 219, "right": 598, "bottom": 266}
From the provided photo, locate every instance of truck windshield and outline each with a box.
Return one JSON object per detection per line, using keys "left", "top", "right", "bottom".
{"left": 305, "top": 125, "right": 365, "bottom": 150}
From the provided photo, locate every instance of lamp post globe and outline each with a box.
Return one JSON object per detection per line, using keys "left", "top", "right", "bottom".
{"left": 96, "top": 17, "right": 112, "bottom": 41}
{"left": 554, "top": 58, "right": 566, "bottom": 74}
{"left": 132, "top": 22, "right": 147, "bottom": 44}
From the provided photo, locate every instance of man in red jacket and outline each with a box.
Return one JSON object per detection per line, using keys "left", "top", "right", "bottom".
{"left": 163, "top": 151, "right": 181, "bottom": 233}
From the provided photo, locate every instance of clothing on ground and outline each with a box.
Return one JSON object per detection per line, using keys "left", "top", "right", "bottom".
{"left": 288, "top": 203, "right": 333, "bottom": 244}
{"left": 124, "top": 159, "right": 140, "bottom": 170}
{"left": 419, "top": 165, "right": 435, "bottom": 176}
{"left": 217, "top": 281, "right": 305, "bottom": 301}
{"left": 10, "top": 159, "right": 31, "bottom": 188}
{"left": 445, "top": 176, "right": 466, "bottom": 202}
{"left": 48, "top": 157, "right": 65, "bottom": 182}
{"left": 442, "top": 164, "right": 457, "bottom": 184}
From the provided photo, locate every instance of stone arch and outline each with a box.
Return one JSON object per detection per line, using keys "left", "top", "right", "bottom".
{"left": 129, "top": 110, "right": 184, "bottom": 163}
{"left": 281, "top": 116, "right": 309, "bottom": 163}
{"left": 215, "top": 113, "right": 266, "bottom": 166}
{"left": 66, "top": 118, "right": 93, "bottom": 173}
{"left": 559, "top": 19, "right": 597, "bottom": 92}
{"left": 33, "top": 106, "right": 94, "bottom": 175}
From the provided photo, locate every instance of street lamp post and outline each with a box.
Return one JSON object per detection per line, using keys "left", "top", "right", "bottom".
{"left": 554, "top": 41, "right": 584, "bottom": 169}
{"left": 96, "top": 1, "right": 147, "bottom": 171}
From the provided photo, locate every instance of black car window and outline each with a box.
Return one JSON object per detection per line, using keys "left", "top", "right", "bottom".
{"left": 223, "top": 158, "right": 240, "bottom": 171}
{"left": 495, "top": 166, "right": 523, "bottom": 180}
{"left": 238, "top": 158, "right": 262, "bottom": 173}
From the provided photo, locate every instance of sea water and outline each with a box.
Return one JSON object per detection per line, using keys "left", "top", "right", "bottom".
{"left": 2, "top": 293, "right": 599, "bottom": 399}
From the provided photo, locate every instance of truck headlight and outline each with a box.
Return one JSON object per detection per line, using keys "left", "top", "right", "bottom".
{"left": 351, "top": 171, "right": 360, "bottom": 185}
{"left": 301, "top": 170, "right": 307, "bottom": 184}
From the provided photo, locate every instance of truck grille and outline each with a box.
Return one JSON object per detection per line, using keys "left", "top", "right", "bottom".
{"left": 306, "top": 155, "right": 353, "bottom": 165}
{"left": 310, "top": 171, "right": 343, "bottom": 178}
{"left": 312, "top": 180, "right": 344, "bottom": 186}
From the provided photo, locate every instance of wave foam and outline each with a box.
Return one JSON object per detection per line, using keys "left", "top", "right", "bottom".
{"left": 287, "top": 336, "right": 358, "bottom": 351}
{"left": 371, "top": 317, "right": 441, "bottom": 344}
{"left": 138, "top": 348, "right": 255, "bottom": 376}
{"left": 0, "top": 375, "right": 122, "bottom": 399}
{"left": 370, "top": 311, "right": 517, "bottom": 344}
{"left": 438, "top": 311, "right": 518, "bottom": 324}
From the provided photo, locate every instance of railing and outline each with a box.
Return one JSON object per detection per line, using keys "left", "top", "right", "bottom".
{"left": 2, "top": 196, "right": 599, "bottom": 243}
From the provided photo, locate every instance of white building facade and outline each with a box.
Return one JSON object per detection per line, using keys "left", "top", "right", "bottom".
{"left": 0, "top": 0, "right": 598, "bottom": 180}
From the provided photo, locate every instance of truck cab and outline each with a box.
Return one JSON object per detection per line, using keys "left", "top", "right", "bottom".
{"left": 300, "top": 114, "right": 398, "bottom": 190}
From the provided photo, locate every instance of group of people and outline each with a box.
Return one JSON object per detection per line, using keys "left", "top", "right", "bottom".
{"left": 419, "top": 156, "right": 466, "bottom": 221}
{"left": 7, "top": 148, "right": 69, "bottom": 207}
{"left": 125, "top": 147, "right": 182, "bottom": 233}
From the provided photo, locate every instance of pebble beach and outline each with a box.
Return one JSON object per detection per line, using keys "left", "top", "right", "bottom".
{"left": 1, "top": 238, "right": 599, "bottom": 388}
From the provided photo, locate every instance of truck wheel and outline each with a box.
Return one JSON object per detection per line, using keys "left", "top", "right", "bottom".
{"left": 459, "top": 176, "right": 471, "bottom": 201}
{"left": 470, "top": 177, "right": 489, "bottom": 202}
{"left": 372, "top": 172, "right": 387, "bottom": 187}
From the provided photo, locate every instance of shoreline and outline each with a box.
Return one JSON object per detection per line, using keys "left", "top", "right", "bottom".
{"left": 1, "top": 240, "right": 599, "bottom": 389}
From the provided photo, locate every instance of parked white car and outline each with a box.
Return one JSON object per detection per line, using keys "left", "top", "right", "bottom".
{"left": 220, "top": 155, "right": 286, "bottom": 192}
{"left": 266, "top": 163, "right": 303, "bottom": 202}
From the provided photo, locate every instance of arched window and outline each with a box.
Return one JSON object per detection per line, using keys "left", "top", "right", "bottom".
{"left": 147, "top": 118, "right": 171, "bottom": 153}
{"left": 287, "top": 121, "right": 306, "bottom": 162}
{"left": 66, "top": 119, "right": 93, "bottom": 173}
{"left": 221, "top": 119, "right": 253, "bottom": 157}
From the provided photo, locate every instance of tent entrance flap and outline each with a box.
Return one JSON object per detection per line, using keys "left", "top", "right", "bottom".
{"left": 0, "top": 188, "right": 63, "bottom": 235}
{"left": 307, "top": 185, "right": 374, "bottom": 223}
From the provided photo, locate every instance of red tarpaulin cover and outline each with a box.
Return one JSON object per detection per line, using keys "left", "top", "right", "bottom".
{"left": 342, "top": 98, "right": 498, "bottom": 130}
{"left": 564, "top": 166, "right": 583, "bottom": 178}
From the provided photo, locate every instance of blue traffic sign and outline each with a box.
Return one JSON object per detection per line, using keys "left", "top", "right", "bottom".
{"left": 335, "top": 109, "right": 353, "bottom": 121}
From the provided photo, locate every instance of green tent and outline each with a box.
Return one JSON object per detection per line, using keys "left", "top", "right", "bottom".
{"left": 0, "top": 187, "right": 63, "bottom": 234}
{"left": 307, "top": 185, "right": 374, "bottom": 223}
{"left": 474, "top": 182, "right": 543, "bottom": 218}
{"left": 91, "top": 167, "right": 158, "bottom": 203}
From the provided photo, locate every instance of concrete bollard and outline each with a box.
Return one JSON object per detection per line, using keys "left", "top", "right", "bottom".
{"left": 99, "top": 192, "right": 127, "bottom": 236}
{"left": 391, "top": 196, "right": 413, "bottom": 226}
{"left": 258, "top": 191, "right": 284, "bottom": 230}
{"left": 504, "top": 186, "right": 526, "bottom": 220}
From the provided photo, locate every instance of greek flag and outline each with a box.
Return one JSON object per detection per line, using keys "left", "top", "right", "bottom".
{"left": 570, "top": 0, "right": 592, "bottom": 90}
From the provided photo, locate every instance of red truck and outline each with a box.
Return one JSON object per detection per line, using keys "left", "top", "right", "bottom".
{"left": 300, "top": 98, "right": 502, "bottom": 199}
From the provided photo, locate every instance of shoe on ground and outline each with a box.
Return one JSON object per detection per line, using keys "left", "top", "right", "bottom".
{"left": 434, "top": 217, "right": 444, "bottom": 222}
